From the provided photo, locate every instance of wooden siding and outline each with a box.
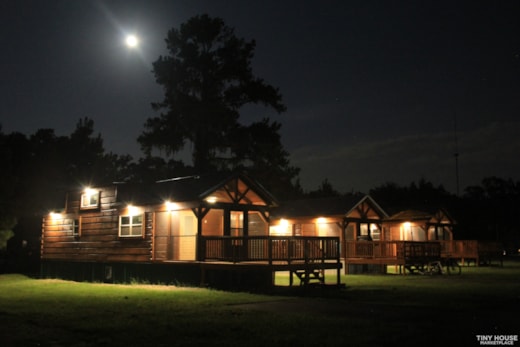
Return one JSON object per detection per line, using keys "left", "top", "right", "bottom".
{"left": 42, "top": 187, "right": 153, "bottom": 263}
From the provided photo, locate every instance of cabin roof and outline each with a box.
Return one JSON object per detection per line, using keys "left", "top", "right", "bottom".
{"left": 115, "top": 172, "right": 278, "bottom": 206}
{"left": 386, "top": 208, "right": 455, "bottom": 224}
{"left": 271, "top": 195, "right": 387, "bottom": 219}
{"left": 386, "top": 209, "right": 433, "bottom": 221}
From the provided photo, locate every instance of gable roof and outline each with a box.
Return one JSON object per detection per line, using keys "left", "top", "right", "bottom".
{"left": 271, "top": 195, "right": 388, "bottom": 219}
{"left": 386, "top": 208, "right": 456, "bottom": 224}
{"left": 386, "top": 209, "right": 433, "bottom": 221}
{"left": 115, "top": 172, "right": 278, "bottom": 207}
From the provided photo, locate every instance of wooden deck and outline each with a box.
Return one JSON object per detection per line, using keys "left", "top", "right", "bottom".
{"left": 200, "top": 236, "right": 342, "bottom": 286}
{"left": 343, "top": 240, "right": 492, "bottom": 274}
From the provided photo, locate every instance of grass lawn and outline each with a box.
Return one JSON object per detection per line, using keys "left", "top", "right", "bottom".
{"left": 1, "top": 261, "right": 519, "bottom": 346}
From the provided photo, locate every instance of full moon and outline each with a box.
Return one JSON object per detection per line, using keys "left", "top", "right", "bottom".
{"left": 125, "top": 35, "right": 139, "bottom": 48}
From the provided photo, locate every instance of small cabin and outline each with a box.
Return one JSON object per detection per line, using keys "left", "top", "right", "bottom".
{"left": 384, "top": 209, "right": 455, "bottom": 242}
{"left": 41, "top": 173, "right": 342, "bottom": 289}
{"left": 42, "top": 173, "right": 273, "bottom": 286}
{"left": 269, "top": 195, "right": 388, "bottom": 272}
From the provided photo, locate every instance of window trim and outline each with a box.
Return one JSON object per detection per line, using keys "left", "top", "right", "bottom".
{"left": 80, "top": 190, "right": 100, "bottom": 210}
{"left": 73, "top": 217, "right": 81, "bottom": 238}
{"left": 119, "top": 214, "right": 144, "bottom": 238}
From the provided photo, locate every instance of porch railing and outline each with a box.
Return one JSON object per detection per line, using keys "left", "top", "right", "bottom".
{"left": 201, "top": 236, "right": 340, "bottom": 264}
{"left": 344, "top": 240, "right": 481, "bottom": 263}
{"left": 438, "top": 240, "right": 479, "bottom": 259}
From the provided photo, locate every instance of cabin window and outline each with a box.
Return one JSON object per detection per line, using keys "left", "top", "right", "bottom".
{"left": 345, "top": 224, "right": 355, "bottom": 241}
{"left": 428, "top": 226, "right": 450, "bottom": 240}
{"left": 202, "top": 209, "right": 224, "bottom": 236}
{"left": 358, "top": 223, "right": 370, "bottom": 240}
{"left": 358, "top": 223, "right": 380, "bottom": 240}
{"left": 370, "top": 224, "right": 381, "bottom": 241}
{"left": 293, "top": 224, "right": 302, "bottom": 236}
{"left": 119, "top": 214, "right": 144, "bottom": 237}
{"left": 230, "top": 211, "right": 243, "bottom": 237}
{"left": 317, "top": 222, "right": 340, "bottom": 237}
{"left": 73, "top": 218, "right": 80, "bottom": 237}
{"left": 248, "top": 211, "right": 268, "bottom": 236}
{"left": 80, "top": 189, "right": 100, "bottom": 210}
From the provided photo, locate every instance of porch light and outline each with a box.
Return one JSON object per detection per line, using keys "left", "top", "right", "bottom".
{"left": 165, "top": 200, "right": 178, "bottom": 211}
{"left": 49, "top": 211, "right": 62, "bottom": 220}
{"left": 317, "top": 217, "right": 326, "bottom": 224}
{"left": 127, "top": 205, "right": 140, "bottom": 216}
{"left": 83, "top": 187, "right": 98, "bottom": 196}
{"left": 269, "top": 218, "right": 290, "bottom": 236}
{"left": 206, "top": 196, "right": 217, "bottom": 204}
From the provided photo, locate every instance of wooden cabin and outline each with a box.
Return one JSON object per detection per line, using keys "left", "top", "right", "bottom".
{"left": 269, "top": 195, "right": 388, "bottom": 273}
{"left": 341, "top": 207, "right": 488, "bottom": 273}
{"left": 269, "top": 196, "right": 488, "bottom": 273}
{"left": 384, "top": 209, "right": 455, "bottom": 242}
{"left": 41, "top": 173, "right": 342, "bottom": 290}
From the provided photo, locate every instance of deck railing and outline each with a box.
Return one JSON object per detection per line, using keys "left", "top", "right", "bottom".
{"left": 201, "top": 236, "right": 340, "bottom": 264}
{"left": 344, "top": 241, "right": 440, "bottom": 262}
{"left": 438, "top": 240, "right": 479, "bottom": 259}
{"left": 344, "top": 240, "right": 482, "bottom": 263}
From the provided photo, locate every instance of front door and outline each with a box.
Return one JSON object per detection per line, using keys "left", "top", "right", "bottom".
{"left": 176, "top": 211, "right": 197, "bottom": 260}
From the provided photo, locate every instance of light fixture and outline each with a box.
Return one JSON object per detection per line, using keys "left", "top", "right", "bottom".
{"left": 49, "top": 211, "right": 62, "bottom": 219}
{"left": 127, "top": 205, "right": 139, "bottom": 216}
{"left": 206, "top": 196, "right": 217, "bottom": 204}
{"left": 165, "top": 200, "right": 178, "bottom": 211}
{"left": 84, "top": 187, "right": 98, "bottom": 196}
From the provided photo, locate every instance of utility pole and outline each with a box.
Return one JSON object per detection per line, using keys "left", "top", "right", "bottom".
{"left": 453, "top": 112, "right": 460, "bottom": 196}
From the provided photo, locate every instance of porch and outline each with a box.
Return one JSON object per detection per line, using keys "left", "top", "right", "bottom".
{"left": 200, "top": 236, "right": 342, "bottom": 287}
{"left": 343, "top": 240, "right": 481, "bottom": 274}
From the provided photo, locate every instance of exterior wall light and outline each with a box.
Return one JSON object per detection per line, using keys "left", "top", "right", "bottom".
{"left": 206, "top": 196, "right": 217, "bottom": 204}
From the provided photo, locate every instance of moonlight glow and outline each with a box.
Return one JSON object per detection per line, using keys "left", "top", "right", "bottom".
{"left": 125, "top": 35, "right": 139, "bottom": 48}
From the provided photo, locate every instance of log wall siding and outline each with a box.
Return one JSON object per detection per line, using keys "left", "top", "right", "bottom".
{"left": 42, "top": 187, "right": 153, "bottom": 263}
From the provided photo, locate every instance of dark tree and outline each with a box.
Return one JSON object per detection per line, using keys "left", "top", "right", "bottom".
{"left": 369, "top": 179, "right": 453, "bottom": 215}
{"left": 64, "top": 117, "right": 132, "bottom": 186}
{"left": 229, "top": 118, "right": 302, "bottom": 199}
{"left": 306, "top": 178, "right": 341, "bottom": 198}
{"left": 461, "top": 177, "right": 520, "bottom": 251}
{"left": 139, "top": 14, "right": 286, "bottom": 172}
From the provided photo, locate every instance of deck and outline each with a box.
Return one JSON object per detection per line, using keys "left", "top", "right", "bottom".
{"left": 200, "top": 236, "right": 342, "bottom": 286}
{"left": 343, "top": 240, "right": 487, "bottom": 274}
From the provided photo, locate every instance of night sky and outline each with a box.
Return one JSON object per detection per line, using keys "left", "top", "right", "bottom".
{"left": 2, "top": 0, "right": 519, "bottom": 194}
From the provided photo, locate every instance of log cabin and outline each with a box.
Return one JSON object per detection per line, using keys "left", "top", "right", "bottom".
{"left": 41, "top": 173, "right": 342, "bottom": 290}
{"left": 269, "top": 195, "right": 389, "bottom": 273}
{"left": 270, "top": 197, "right": 489, "bottom": 273}
{"left": 384, "top": 208, "right": 502, "bottom": 267}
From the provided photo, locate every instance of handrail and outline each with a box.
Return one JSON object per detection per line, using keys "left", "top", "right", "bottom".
{"left": 344, "top": 240, "right": 481, "bottom": 261}
{"left": 200, "top": 236, "right": 340, "bottom": 264}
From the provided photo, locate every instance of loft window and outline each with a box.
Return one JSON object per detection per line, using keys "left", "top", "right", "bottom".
{"left": 80, "top": 189, "right": 100, "bottom": 210}
{"left": 119, "top": 214, "right": 144, "bottom": 237}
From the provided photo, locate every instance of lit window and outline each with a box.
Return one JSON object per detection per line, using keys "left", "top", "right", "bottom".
{"left": 81, "top": 189, "right": 100, "bottom": 210}
{"left": 119, "top": 214, "right": 144, "bottom": 237}
{"left": 230, "top": 211, "right": 243, "bottom": 237}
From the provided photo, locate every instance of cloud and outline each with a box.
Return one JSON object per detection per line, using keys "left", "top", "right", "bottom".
{"left": 291, "top": 121, "right": 520, "bottom": 194}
